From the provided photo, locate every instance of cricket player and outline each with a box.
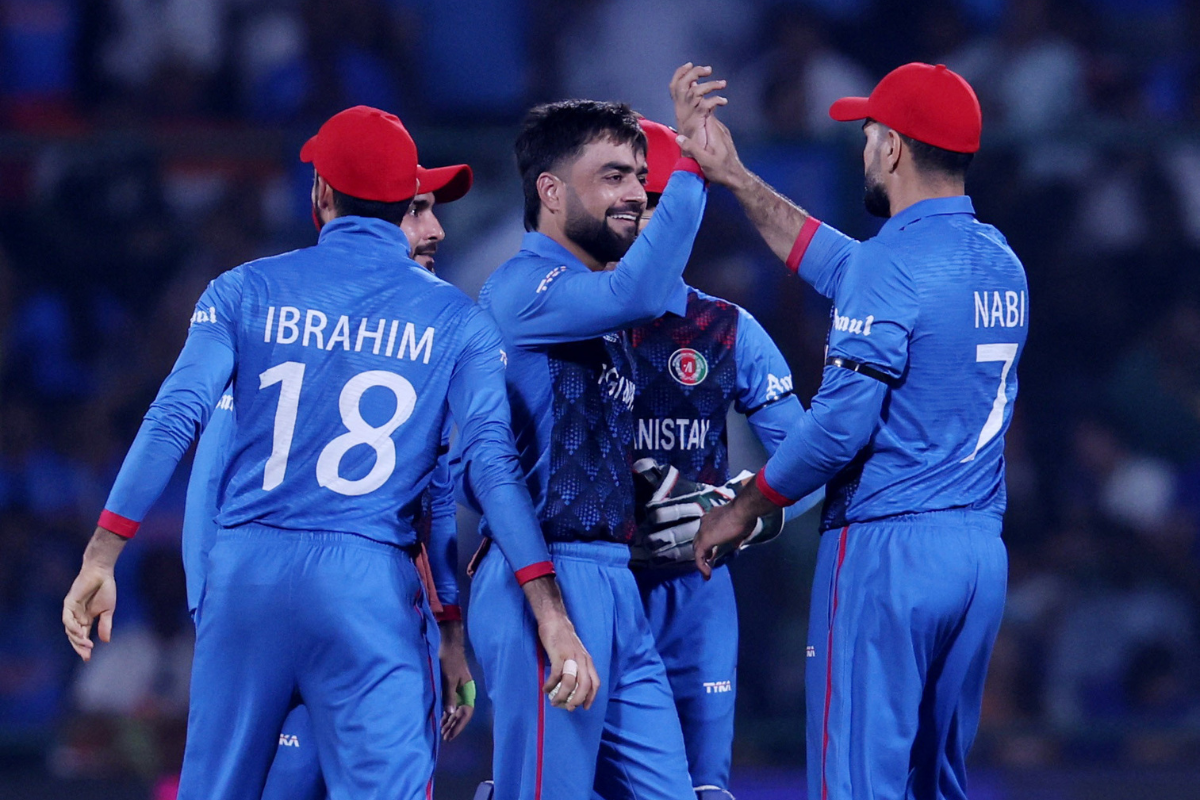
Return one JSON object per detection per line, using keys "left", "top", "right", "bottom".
{"left": 626, "top": 118, "right": 824, "bottom": 800}
{"left": 62, "top": 105, "right": 595, "bottom": 800}
{"left": 180, "top": 160, "right": 479, "bottom": 800}
{"left": 465, "top": 68, "right": 724, "bottom": 800}
{"left": 689, "top": 64, "right": 1026, "bottom": 800}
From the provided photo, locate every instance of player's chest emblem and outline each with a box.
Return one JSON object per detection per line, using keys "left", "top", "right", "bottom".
{"left": 669, "top": 348, "right": 709, "bottom": 386}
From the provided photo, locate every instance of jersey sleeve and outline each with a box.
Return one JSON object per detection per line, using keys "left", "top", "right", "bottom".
{"left": 182, "top": 387, "right": 234, "bottom": 613}
{"left": 757, "top": 366, "right": 888, "bottom": 505}
{"left": 447, "top": 306, "right": 553, "bottom": 583}
{"left": 790, "top": 219, "right": 860, "bottom": 299}
{"left": 101, "top": 271, "right": 243, "bottom": 536}
{"left": 825, "top": 241, "right": 918, "bottom": 381}
{"left": 487, "top": 170, "right": 706, "bottom": 346}
{"left": 733, "top": 306, "right": 803, "bottom": 455}
{"left": 426, "top": 448, "right": 461, "bottom": 619}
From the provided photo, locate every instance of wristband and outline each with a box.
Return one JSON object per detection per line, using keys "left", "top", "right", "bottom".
{"left": 456, "top": 680, "right": 477, "bottom": 708}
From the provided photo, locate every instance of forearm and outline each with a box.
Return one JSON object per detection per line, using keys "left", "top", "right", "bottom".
{"left": 727, "top": 168, "right": 812, "bottom": 264}
{"left": 519, "top": 574, "right": 572, "bottom": 627}
{"left": 81, "top": 528, "right": 129, "bottom": 571}
{"left": 759, "top": 370, "right": 888, "bottom": 505}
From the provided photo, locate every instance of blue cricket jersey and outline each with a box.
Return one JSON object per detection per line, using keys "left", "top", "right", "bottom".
{"left": 759, "top": 196, "right": 1028, "bottom": 530}
{"left": 476, "top": 168, "right": 706, "bottom": 545}
{"left": 630, "top": 288, "right": 802, "bottom": 485}
{"left": 104, "top": 216, "right": 549, "bottom": 577}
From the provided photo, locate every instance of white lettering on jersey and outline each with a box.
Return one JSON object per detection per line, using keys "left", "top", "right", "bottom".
{"left": 215, "top": 393, "right": 234, "bottom": 412}
{"left": 636, "top": 418, "right": 711, "bottom": 451}
{"left": 973, "top": 290, "right": 1027, "bottom": 329}
{"left": 499, "top": 349, "right": 508, "bottom": 367}
{"left": 832, "top": 307, "right": 874, "bottom": 336}
{"left": 264, "top": 306, "right": 435, "bottom": 364}
{"left": 764, "top": 373, "right": 793, "bottom": 402}
{"left": 598, "top": 363, "right": 636, "bottom": 410}
{"left": 537, "top": 265, "right": 567, "bottom": 293}
{"left": 278, "top": 734, "right": 300, "bottom": 747}
{"left": 703, "top": 681, "right": 733, "bottom": 694}
{"left": 190, "top": 306, "right": 218, "bottom": 326}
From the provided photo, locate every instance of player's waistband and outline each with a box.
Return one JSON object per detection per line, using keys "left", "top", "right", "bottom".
{"left": 829, "top": 507, "right": 1003, "bottom": 535}
{"left": 217, "top": 523, "right": 422, "bottom": 559}
{"left": 547, "top": 540, "right": 631, "bottom": 567}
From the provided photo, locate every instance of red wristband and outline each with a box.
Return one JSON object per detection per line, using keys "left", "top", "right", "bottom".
{"left": 785, "top": 217, "right": 821, "bottom": 273}
{"left": 755, "top": 468, "right": 794, "bottom": 508}
{"left": 514, "top": 561, "right": 556, "bottom": 586}
{"left": 673, "top": 156, "right": 705, "bottom": 181}
{"left": 436, "top": 604, "right": 463, "bottom": 623}
{"left": 98, "top": 509, "right": 139, "bottom": 539}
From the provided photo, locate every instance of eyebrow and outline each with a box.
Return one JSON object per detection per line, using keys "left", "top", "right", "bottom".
{"left": 598, "top": 161, "right": 636, "bottom": 175}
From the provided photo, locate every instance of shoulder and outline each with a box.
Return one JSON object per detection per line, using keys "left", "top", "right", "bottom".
{"left": 480, "top": 252, "right": 568, "bottom": 310}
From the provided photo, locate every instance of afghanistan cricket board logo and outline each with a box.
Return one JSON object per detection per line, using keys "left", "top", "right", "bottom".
{"left": 668, "top": 348, "right": 709, "bottom": 386}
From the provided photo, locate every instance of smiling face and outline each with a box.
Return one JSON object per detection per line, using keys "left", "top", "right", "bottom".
{"left": 557, "top": 136, "right": 648, "bottom": 266}
{"left": 401, "top": 192, "right": 444, "bottom": 272}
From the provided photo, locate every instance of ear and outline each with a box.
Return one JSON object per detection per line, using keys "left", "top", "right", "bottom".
{"left": 884, "top": 129, "right": 903, "bottom": 174}
{"left": 536, "top": 172, "right": 563, "bottom": 217}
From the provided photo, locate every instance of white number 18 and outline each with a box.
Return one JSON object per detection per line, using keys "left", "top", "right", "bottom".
{"left": 258, "top": 361, "right": 417, "bottom": 495}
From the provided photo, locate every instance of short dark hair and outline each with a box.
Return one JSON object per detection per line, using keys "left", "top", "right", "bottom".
{"left": 330, "top": 187, "right": 413, "bottom": 226}
{"left": 515, "top": 99, "right": 647, "bottom": 231}
{"left": 898, "top": 132, "right": 974, "bottom": 179}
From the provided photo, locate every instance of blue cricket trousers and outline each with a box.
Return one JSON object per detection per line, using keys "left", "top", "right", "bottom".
{"left": 470, "top": 541, "right": 694, "bottom": 800}
{"left": 806, "top": 510, "right": 1007, "bottom": 800}
{"left": 179, "top": 526, "right": 440, "bottom": 800}
{"left": 637, "top": 564, "right": 738, "bottom": 790}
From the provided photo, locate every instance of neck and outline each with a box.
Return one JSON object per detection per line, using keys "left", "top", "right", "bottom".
{"left": 538, "top": 224, "right": 605, "bottom": 272}
{"left": 888, "top": 177, "right": 965, "bottom": 218}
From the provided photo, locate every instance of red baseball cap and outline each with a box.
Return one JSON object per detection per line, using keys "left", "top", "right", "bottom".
{"left": 638, "top": 117, "right": 682, "bottom": 195}
{"left": 416, "top": 164, "right": 473, "bottom": 204}
{"left": 300, "top": 105, "right": 419, "bottom": 202}
{"left": 829, "top": 63, "right": 982, "bottom": 153}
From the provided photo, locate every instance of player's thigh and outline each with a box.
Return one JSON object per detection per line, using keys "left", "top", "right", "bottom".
{"left": 179, "top": 535, "right": 297, "bottom": 800}
{"left": 296, "top": 537, "right": 438, "bottom": 800}
{"left": 263, "top": 704, "right": 326, "bottom": 800}
{"left": 593, "top": 568, "right": 693, "bottom": 800}
{"left": 470, "top": 547, "right": 615, "bottom": 800}
{"left": 643, "top": 568, "right": 738, "bottom": 788}
{"left": 910, "top": 532, "right": 1007, "bottom": 800}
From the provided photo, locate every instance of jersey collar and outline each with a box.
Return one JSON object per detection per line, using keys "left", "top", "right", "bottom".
{"left": 318, "top": 215, "right": 413, "bottom": 257}
{"left": 881, "top": 195, "right": 975, "bottom": 235}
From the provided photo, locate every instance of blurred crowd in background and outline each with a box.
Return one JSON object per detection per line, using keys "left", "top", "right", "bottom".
{"left": 1, "top": 0, "right": 1200, "bottom": 796}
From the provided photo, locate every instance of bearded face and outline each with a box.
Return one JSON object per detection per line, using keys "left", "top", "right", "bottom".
{"left": 562, "top": 183, "right": 642, "bottom": 265}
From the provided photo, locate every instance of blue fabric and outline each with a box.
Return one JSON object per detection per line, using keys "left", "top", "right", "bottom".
{"left": 263, "top": 705, "right": 326, "bottom": 800}
{"left": 804, "top": 511, "right": 1006, "bottom": 800}
{"left": 179, "top": 526, "right": 440, "bottom": 800}
{"left": 109, "top": 215, "right": 547, "bottom": 574}
{"left": 636, "top": 565, "right": 738, "bottom": 789}
{"left": 182, "top": 388, "right": 234, "bottom": 614}
{"left": 469, "top": 541, "right": 693, "bottom": 800}
{"left": 768, "top": 196, "right": 1029, "bottom": 528}
{"left": 472, "top": 171, "right": 705, "bottom": 546}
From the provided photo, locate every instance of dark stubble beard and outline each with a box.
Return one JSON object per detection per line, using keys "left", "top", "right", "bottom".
{"left": 563, "top": 191, "right": 638, "bottom": 265}
{"left": 863, "top": 172, "right": 891, "bottom": 219}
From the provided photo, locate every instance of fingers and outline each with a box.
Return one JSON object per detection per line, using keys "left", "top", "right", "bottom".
{"left": 691, "top": 78, "right": 727, "bottom": 99}
{"left": 670, "top": 63, "right": 713, "bottom": 96}
{"left": 580, "top": 654, "right": 600, "bottom": 710}
{"left": 441, "top": 704, "right": 473, "bottom": 741}
{"left": 546, "top": 667, "right": 580, "bottom": 710}
{"left": 693, "top": 535, "right": 714, "bottom": 578}
{"left": 63, "top": 604, "right": 95, "bottom": 661}
{"left": 98, "top": 609, "right": 113, "bottom": 644}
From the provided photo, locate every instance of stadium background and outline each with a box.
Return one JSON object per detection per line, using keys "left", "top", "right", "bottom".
{"left": 1, "top": 0, "right": 1199, "bottom": 797}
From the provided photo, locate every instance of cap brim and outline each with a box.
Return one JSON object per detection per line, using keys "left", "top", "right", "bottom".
{"left": 299, "top": 134, "right": 318, "bottom": 163}
{"left": 829, "top": 97, "right": 871, "bottom": 122}
{"left": 417, "top": 164, "right": 473, "bottom": 204}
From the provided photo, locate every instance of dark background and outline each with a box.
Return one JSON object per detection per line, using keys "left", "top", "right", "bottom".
{"left": 1, "top": 0, "right": 1199, "bottom": 797}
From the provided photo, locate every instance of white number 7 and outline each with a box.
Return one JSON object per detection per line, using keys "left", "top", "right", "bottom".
{"left": 961, "top": 343, "right": 1019, "bottom": 463}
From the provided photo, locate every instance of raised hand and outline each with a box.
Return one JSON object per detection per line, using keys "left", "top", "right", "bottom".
{"left": 675, "top": 113, "right": 749, "bottom": 191}
{"left": 669, "top": 63, "right": 728, "bottom": 150}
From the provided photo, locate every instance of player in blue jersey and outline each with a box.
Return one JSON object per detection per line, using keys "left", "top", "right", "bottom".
{"left": 466, "top": 67, "right": 727, "bottom": 800}
{"left": 687, "top": 64, "right": 1026, "bottom": 800}
{"left": 626, "top": 118, "right": 823, "bottom": 800}
{"left": 63, "top": 105, "right": 596, "bottom": 800}
{"left": 181, "top": 160, "right": 479, "bottom": 800}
